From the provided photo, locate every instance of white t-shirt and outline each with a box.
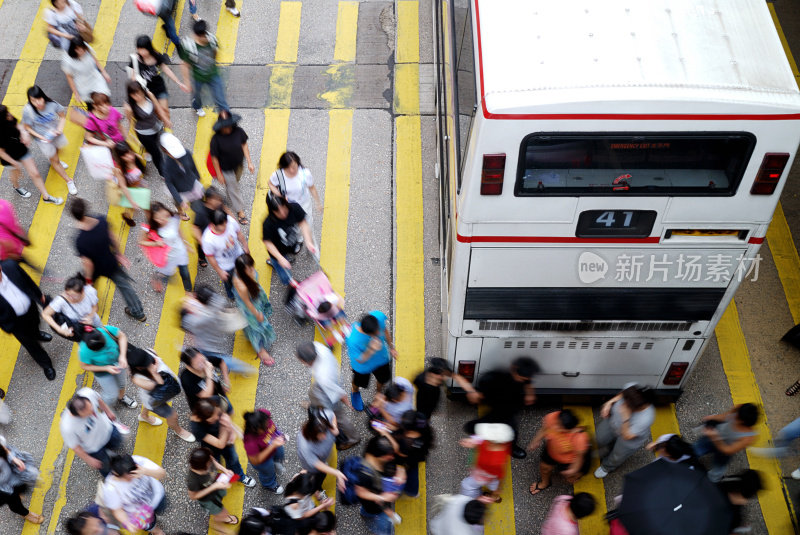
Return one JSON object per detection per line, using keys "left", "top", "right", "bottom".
{"left": 59, "top": 387, "right": 114, "bottom": 453}
{"left": 61, "top": 47, "right": 110, "bottom": 101}
{"left": 269, "top": 167, "right": 314, "bottom": 209}
{"left": 102, "top": 456, "right": 165, "bottom": 514}
{"left": 45, "top": 0, "right": 84, "bottom": 49}
{"left": 201, "top": 215, "right": 243, "bottom": 272}
{"left": 50, "top": 285, "right": 101, "bottom": 326}
{"left": 134, "top": 356, "right": 175, "bottom": 410}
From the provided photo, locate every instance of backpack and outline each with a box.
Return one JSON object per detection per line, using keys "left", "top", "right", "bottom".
{"left": 339, "top": 456, "right": 365, "bottom": 505}
{"left": 180, "top": 33, "right": 219, "bottom": 62}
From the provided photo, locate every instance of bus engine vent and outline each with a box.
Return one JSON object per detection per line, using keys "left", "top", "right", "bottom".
{"left": 478, "top": 321, "right": 692, "bottom": 332}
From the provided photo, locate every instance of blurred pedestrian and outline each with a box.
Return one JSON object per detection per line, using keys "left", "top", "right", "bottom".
{"left": 70, "top": 198, "right": 146, "bottom": 322}
{"left": 189, "top": 398, "right": 256, "bottom": 487}
{"left": 541, "top": 492, "right": 596, "bottom": 535}
{"left": 128, "top": 35, "right": 188, "bottom": 121}
{"left": 153, "top": 0, "right": 180, "bottom": 47}
{"left": 262, "top": 195, "right": 316, "bottom": 285}
{"left": 128, "top": 347, "right": 195, "bottom": 442}
{"left": 0, "top": 435, "right": 43, "bottom": 525}
{"left": 354, "top": 436, "right": 403, "bottom": 535}
{"left": 210, "top": 111, "right": 253, "bottom": 225}
{"left": 82, "top": 92, "right": 124, "bottom": 147}
{"left": 284, "top": 471, "right": 334, "bottom": 520}
{"left": 77, "top": 324, "right": 138, "bottom": 410}
{"left": 717, "top": 469, "right": 762, "bottom": 534}
{"left": 751, "top": 415, "right": 800, "bottom": 478}
{"left": 42, "top": 273, "right": 101, "bottom": 341}
{"left": 191, "top": 186, "right": 225, "bottom": 269}
{"left": 693, "top": 404, "right": 759, "bottom": 482}
{"left": 186, "top": 447, "right": 238, "bottom": 529}
{"left": 124, "top": 81, "right": 169, "bottom": 176}
{"left": 243, "top": 409, "right": 286, "bottom": 493}
{"left": 429, "top": 495, "right": 487, "bottom": 535}
{"left": 179, "top": 347, "right": 233, "bottom": 413}
{"left": 297, "top": 407, "right": 346, "bottom": 495}
{"left": 188, "top": 0, "right": 241, "bottom": 18}
{"left": 0, "top": 105, "right": 62, "bottom": 204}
{"left": 346, "top": 311, "right": 398, "bottom": 412}
{"left": 459, "top": 423, "right": 513, "bottom": 502}
{"left": 594, "top": 384, "right": 655, "bottom": 479}
{"left": 232, "top": 254, "right": 275, "bottom": 366}
{"left": 296, "top": 341, "right": 360, "bottom": 450}
{"left": 464, "top": 356, "right": 540, "bottom": 459}
{"left": 647, "top": 433, "right": 701, "bottom": 469}
{"left": 111, "top": 141, "right": 150, "bottom": 227}
{"left": 100, "top": 454, "right": 167, "bottom": 535}
{"left": 269, "top": 151, "right": 322, "bottom": 246}
{"left": 202, "top": 209, "right": 248, "bottom": 299}
{"left": 0, "top": 260, "right": 57, "bottom": 380}
{"left": 65, "top": 508, "right": 119, "bottom": 535}
{"left": 60, "top": 388, "right": 129, "bottom": 476}
{"left": 22, "top": 86, "right": 76, "bottom": 195}
{"left": 413, "top": 357, "right": 479, "bottom": 420}
{"left": 45, "top": 0, "right": 88, "bottom": 51}
{"left": 527, "top": 409, "right": 590, "bottom": 495}
{"left": 0, "top": 201, "right": 29, "bottom": 261}
{"left": 368, "top": 378, "right": 414, "bottom": 431}
{"left": 160, "top": 132, "right": 204, "bottom": 220}
{"left": 180, "top": 20, "right": 229, "bottom": 116}
{"left": 307, "top": 511, "right": 336, "bottom": 535}
{"left": 376, "top": 410, "right": 433, "bottom": 498}
{"left": 62, "top": 38, "right": 110, "bottom": 107}
{"left": 139, "top": 201, "right": 192, "bottom": 293}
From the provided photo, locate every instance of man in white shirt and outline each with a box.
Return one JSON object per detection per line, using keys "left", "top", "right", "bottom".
{"left": 60, "top": 387, "right": 128, "bottom": 476}
{"left": 201, "top": 209, "right": 248, "bottom": 299}
{"left": 296, "top": 341, "right": 360, "bottom": 450}
{"left": 0, "top": 260, "right": 55, "bottom": 380}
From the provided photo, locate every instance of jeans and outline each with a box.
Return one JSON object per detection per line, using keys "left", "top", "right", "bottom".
{"left": 252, "top": 446, "right": 285, "bottom": 490}
{"left": 204, "top": 351, "right": 255, "bottom": 375}
{"left": 93, "top": 372, "right": 127, "bottom": 407}
{"left": 191, "top": 75, "right": 229, "bottom": 113}
{"left": 775, "top": 416, "right": 800, "bottom": 454}
{"left": 88, "top": 426, "right": 124, "bottom": 477}
{"left": 158, "top": 13, "right": 181, "bottom": 47}
{"left": 270, "top": 258, "right": 292, "bottom": 285}
{"left": 109, "top": 266, "right": 144, "bottom": 318}
{"left": 158, "top": 264, "right": 192, "bottom": 292}
{"left": 596, "top": 417, "right": 647, "bottom": 473}
{"left": 223, "top": 268, "right": 235, "bottom": 299}
{"left": 360, "top": 509, "right": 394, "bottom": 535}
{"left": 404, "top": 462, "right": 419, "bottom": 497}
{"left": 136, "top": 131, "right": 165, "bottom": 176}
{"left": 693, "top": 435, "right": 730, "bottom": 482}
{"left": 216, "top": 444, "right": 245, "bottom": 478}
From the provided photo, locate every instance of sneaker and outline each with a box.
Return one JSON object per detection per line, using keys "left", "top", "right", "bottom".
{"left": 43, "top": 195, "right": 63, "bottom": 205}
{"left": 113, "top": 421, "right": 131, "bottom": 435}
{"left": 67, "top": 181, "right": 78, "bottom": 195}
{"left": 266, "top": 485, "right": 285, "bottom": 494}
{"left": 14, "top": 187, "right": 31, "bottom": 198}
{"left": 792, "top": 468, "right": 800, "bottom": 480}
{"left": 275, "top": 462, "right": 286, "bottom": 475}
{"left": 594, "top": 466, "right": 609, "bottom": 479}
{"left": 176, "top": 430, "right": 196, "bottom": 442}
{"left": 144, "top": 153, "right": 152, "bottom": 162}
{"left": 351, "top": 391, "right": 364, "bottom": 412}
{"left": 195, "top": 108, "right": 206, "bottom": 117}
{"left": 241, "top": 475, "right": 256, "bottom": 488}
{"left": 60, "top": 161, "right": 69, "bottom": 169}
{"left": 226, "top": 6, "right": 241, "bottom": 16}
{"left": 389, "top": 512, "right": 402, "bottom": 525}
{"left": 124, "top": 307, "right": 147, "bottom": 322}
{"left": 138, "top": 414, "right": 163, "bottom": 426}
{"left": 119, "top": 394, "right": 138, "bottom": 409}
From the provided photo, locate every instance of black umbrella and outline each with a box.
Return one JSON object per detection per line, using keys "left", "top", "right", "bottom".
{"left": 618, "top": 460, "right": 732, "bottom": 535}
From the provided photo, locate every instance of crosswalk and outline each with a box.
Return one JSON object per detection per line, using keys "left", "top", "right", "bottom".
{"left": 1, "top": 1, "right": 800, "bottom": 534}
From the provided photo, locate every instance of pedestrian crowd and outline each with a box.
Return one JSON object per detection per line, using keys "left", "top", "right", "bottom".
{"left": 0, "top": 2, "right": 781, "bottom": 535}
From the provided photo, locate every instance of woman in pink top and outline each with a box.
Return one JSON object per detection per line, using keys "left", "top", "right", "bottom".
{"left": 82, "top": 93, "right": 125, "bottom": 148}
{"left": 541, "top": 493, "right": 596, "bottom": 535}
{"left": 0, "top": 200, "right": 28, "bottom": 261}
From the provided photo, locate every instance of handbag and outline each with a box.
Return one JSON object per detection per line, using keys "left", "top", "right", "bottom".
{"left": 51, "top": 295, "right": 82, "bottom": 341}
{"left": 267, "top": 169, "right": 288, "bottom": 205}
{"left": 81, "top": 144, "right": 115, "bottom": 181}
{"left": 75, "top": 14, "right": 93, "bottom": 43}
{"left": 128, "top": 54, "right": 149, "bottom": 90}
{"left": 135, "top": 0, "right": 164, "bottom": 16}
{"left": 150, "top": 370, "right": 181, "bottom": 402}
{"left": 139, "top": 226, "right": 170, "bottom": 268}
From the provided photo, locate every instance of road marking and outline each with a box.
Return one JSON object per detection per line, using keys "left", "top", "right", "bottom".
{"left": 565, "top": 405, "right": 608, "bottom": 535}
{"left": 216, "top": 0, "right": 242, "bottom": 64}
{"left": 152, "top": 0, "right": 186, "bottom": 55}
{"left": 393, "top": 1, "right": 427, "bottom": 531}
{"left": 334, "top": 2, "right": 358, "bottom": 62}
{"left": 2, "top": 0, "right": 49, "bottom": 112}
{"left": 650, "top": 404, "right": 680, "bottom": 441}
{"left": 275, "top": 1, "right": 302, "bottom": 63}
{"left": 716, "top": 303, "right": 797, "bottom": 535}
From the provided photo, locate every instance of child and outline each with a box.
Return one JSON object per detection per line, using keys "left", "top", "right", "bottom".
{"left": 413, "top": 357, "right": 479, "bottom": 419}
{"left": 459, "top": 423, "right": 514, "bottom": 502}
{"left": 368, "top": 377, "right": 414, "bottom": 430}
{"left": 186, "top": 447, "right": 239, "bottom": 531}
{"left": 541, "top": 493, "right": 596, "bottom": 535}
{"left": 311, "top": 293, "right": 351, "bottom": 345}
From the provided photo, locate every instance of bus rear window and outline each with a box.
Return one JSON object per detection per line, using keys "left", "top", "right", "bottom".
{"left": 515, "top": 133, "right": 755, "bottom": 196}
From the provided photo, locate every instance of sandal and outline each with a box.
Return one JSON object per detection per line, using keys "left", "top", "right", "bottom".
{"left": 238, "top": 214, "right": 249, "bottom": 225}
{"left": 260, "top": 355, "right": 275, "bottom": 367}
{"left": 221, "top": 515, "right": 239, "bottom": 525}
{"left": 529, "top": 482, "right": 550, "bottom": 496}
{"left": 787, "top": 380, "right": 800, "bottom": 396}
{"left": 199, "top": 258, "right": 208, "bottom": 268}
{"left": 25, "top": 513, "right": 44, "bottom": 524}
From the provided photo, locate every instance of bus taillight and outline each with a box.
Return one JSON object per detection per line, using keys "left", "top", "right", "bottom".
{"left": 663, "top": 362, "right": 689, "bottom": 385}
{"left": 751, "top": 153, "right": 790, "bottom": 195}
{"left": 457, "top": 360, "right": 477, "bottom": 383}
{"left": 480, "top": 154, "right": 506, "bottom": 195}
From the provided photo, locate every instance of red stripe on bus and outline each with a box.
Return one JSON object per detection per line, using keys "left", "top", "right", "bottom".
{"left": 456, "top": 234, "right": 661, "bottom": 244}
{"left": 472, "top": 0, "right": 800, "bottom": 122}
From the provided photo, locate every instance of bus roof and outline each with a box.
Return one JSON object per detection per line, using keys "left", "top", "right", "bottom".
{"left": 475, "top": 0, "right": 800, "bottom": 117}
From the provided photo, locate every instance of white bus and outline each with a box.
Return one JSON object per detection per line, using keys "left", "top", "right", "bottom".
{"left": 433, "top": 0, "right": 800, "bottom": 396}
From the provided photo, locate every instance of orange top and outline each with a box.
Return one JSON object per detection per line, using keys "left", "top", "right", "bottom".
{"left": 544, "top": 411, "right": 589, "bottom": 465}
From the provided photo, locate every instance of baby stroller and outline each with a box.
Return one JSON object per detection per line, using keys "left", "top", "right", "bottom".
{"left": 285, "top": 270, "right": 351, "bottom": 347}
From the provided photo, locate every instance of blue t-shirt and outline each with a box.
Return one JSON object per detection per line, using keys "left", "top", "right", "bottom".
{"left": 346, "top": 310, "right": 389, "bottom": 374}
{"left": 78, "top": 325, "right": 121, "bottom": 374}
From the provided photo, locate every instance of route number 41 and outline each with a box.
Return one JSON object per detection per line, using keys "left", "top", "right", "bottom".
{"left": 596, "top": 211, "right": 634, "bottom": 227}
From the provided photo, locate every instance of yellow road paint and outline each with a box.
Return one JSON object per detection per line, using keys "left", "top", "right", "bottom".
{"left": 24, "top": 209, "right": 129, "bottom": 535}
{"left": 566, "top": 405, "right": 608, "bottom": 535}
{"left": 275, "top": 2, "right": 302, "bottom": 63}
{"left": 318, "top": 64, "right": 354, "bottom": 109}
{"left": 267, "top": 66, "right": 296, "bottom": 108}
{"left": 216, "top": 0, "right": 242, "bottom": 64}
{"left": 193, "top": 112, "right": 219, "bottom": 186}
{"left": 333, "top": 1, "right": 358, "bottom": 62}
{"left": 769, "top": 203, "right": 800, "bottom": 324}
{"left": 394, "top": 63, "right": 420, "bottom": 115}
{"left": 396, "top": 1, "right": 419, "bottom": 64}
{"left": 770, "top": 4, "right": 800, "bottom": 82}
{"left": 2, "top": 0, "right": 49, "bottom": 112}
{"left": 650, "top": 404, "right": 680, "bottom": 441}
{"left": 716, "top": 303, "right": 796, "bottom": 534}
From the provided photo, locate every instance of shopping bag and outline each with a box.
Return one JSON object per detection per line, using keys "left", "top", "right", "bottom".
{"left": 135, "top": 0, "right": 163, "bottom": 16}
{"left": 80, "top": 145, "right": 115, "bottom": 181}
{"left": 206, "top": 152, "right": 217, "bottom": 178}
{"left": 139, "top": 227, "right": 170, "bottom": 268}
